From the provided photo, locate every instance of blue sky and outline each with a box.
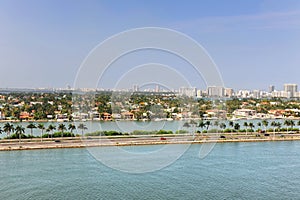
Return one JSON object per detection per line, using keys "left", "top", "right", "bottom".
{"left": 0, "top": 0, "right": 300, "bottom": 91}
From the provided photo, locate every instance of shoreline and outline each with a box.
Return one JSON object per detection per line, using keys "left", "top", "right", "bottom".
{"left": 1, "top": 134, "right": 300, "bottom": 151}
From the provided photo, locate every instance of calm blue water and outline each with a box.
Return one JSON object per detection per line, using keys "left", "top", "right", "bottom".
{"left": 1, "top": 141, "right": 300, "bottom": 199}
{"left": 0, "top": 119, "right": 295, "bottom": 138}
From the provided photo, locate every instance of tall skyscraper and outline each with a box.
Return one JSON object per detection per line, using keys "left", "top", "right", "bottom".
{"left": 178, "top": 87, "right": 197, "bottom": 97}
{"left": 133, "top": 84, "right": 139, "bottom": 92}
{"left": 207, "top": 86, "right": 224, "bottom": 97}
{"left": 269, "top": 85, "right": 275, "bottom": 93}
{"left": 284, "top": 84, "right": 298, "bottom": 98}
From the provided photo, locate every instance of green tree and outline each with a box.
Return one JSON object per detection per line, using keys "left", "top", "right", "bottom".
{"left": 262, "top": 120, "right": 269, "bottom": 132}
{"left": 249, "top": 122, "right": 255, "bottom": 132}
{"left": 271, "top": 121, "right": 277, "bottom": 136}
{"left": 58, "top": 124, "right": 66, "bottom": 138}
{"left": 15, "top": 125, "right": 25, "bottom": 143}
{"left": 219, "top": 122, "right": 226, "bottom": 133}
{"left": 243, "top": 122, "right": 249, "bottom": 135}
{"left": 27, "top": 123, "right": 36, "bottom": 138}
{"left": 234, "top": 123, "right": 240, "bottom": 132}
{"left": 48, "top": 124, "right": 56, "bottom": 139}
{"left": 3, "top": 122, "right": 14, "bottom": 137}
{"left": 284, "top": 120, "right": 291, "bottom": 133}
{"left": 78, "top": 123, "right": 87, "bottom": 137}
{"left": 229, "top": 121, "right": 234, "bottom": 133}
{"left": 198, "top": 120, "right": 205, "bottom": 133}
{"left": 257, "top": 122, "right": 262, "bottom": 131}
{"left": 205, "top": 121, "right": 211, "bottom": 131}
{"left": 68, "top": 124, "right": 76, "bottom": 137}
{"left": 37, "top": 124, "right": 45, "bottom": 141}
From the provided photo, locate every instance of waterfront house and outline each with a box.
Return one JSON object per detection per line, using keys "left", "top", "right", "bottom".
{"left": 122, "top": 111, "right": 134, "bottom": 120}
{"left": 102, "top": 112, "right": 112, "bottom": 121}
{"left": 233, "top": 109, "right": 256, "bottom": 118}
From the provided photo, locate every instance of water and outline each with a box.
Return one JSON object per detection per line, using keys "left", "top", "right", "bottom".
{"left": 0, "top": 119, "right": 296, "bottom": 138}
{"left": 1, "top": 141, "right": 300, "bottom": 199}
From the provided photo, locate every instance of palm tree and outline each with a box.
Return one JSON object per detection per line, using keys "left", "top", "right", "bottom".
{"left": 15, "top": 125, "right": 25, "bottom": 143}
{"left": 205, "top": 121, "right": 211, "bottom": 131}
{"left": 229, "top": 121, "right": 234, "bottom": 133}
{"left": 214, "top": 121, "right": 219, "bottom": 133}
{"left": 27, "top": 123, "right": 36, "bottom": 138}
{"left": 78, "top": 123, "right": 87, "bottom": 137}
{"left": 290, "top": 120, "right": 295, "bottom": 132}
{"left": 198, "top": 120, "right": 205, "bottom": 134}
{"left": 262, "top": 120, "right": 268, "bottom": 132}
{"left": 219, "top": 122, "right": 226, "bottom": 133}
{"left": 58, "top": 124, "right": 66, "bottom": 138}
{"left": 284, "top": 120, "right": 291, "bottom": 133}
{"left": 37, "top": 124, "right": 45, "bottom": 141}
{"left": 3, "top": 122, "right": 14, "bottom": 137}
{"left": 0, "top": 127, "right": 3, "bottom": 135}
{"left": 249, "top": 122, "right": 255, "bottom": 132}
{"left": 48, "top": 124, "right": 56, "bottom": 139}
{"left": 257, "top": 122, "right": 262, "bottom": 132}
{"left": 234, "top": 123, "right": 240, "bottom": 133}
{"left": 271, "top": 121, "right": 277, "bottom": 137}
{"left": 243, "top": 122, "right": 248, "bottom": 135}
{"left": 276, "top": 122, "right": 282, "bottom": 132}
{"left": 68, "top": 124, "right": 76, "bottom": 137}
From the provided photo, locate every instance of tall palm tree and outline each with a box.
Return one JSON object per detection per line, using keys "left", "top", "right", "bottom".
{"left": 198, "top": 120, "right": 205, "bottom": 134}
{"left": 257, "top": 122, "right": 262, "bottom": 132}
{"left": 58, "top": 124, "right": 66, "bottom": 138}
{"left": 27, "top": 123, "right": 36, "bottom": 138}
{"left": 68, "top": 124, "right": 76, "bottom": 137}
{"left": 229, "top": 121, "right": 234, "bottom": 133}
{"left": 262, "top": 120, "right": 268, "bottom": 132}
{"left": 15, "top": 125, "right": 25, "bottom": 143}
{"left": 284, "top": 120, "right": 291, "bottom": 133}
{"left": 234, "top": 123, "right": 240, "bottom": 133}
{"left": 3, "top": 122, "right": 14, "bottom": 137}
{"left": 219, "top": 122, "right": 226, "bottom": 133}
{"left": 243, "top": 122, "right": 249, "bottom": 135}
{"left": 214, "top": 121, "right": 219, "bottom": 133}
{"left": 290, "top": 120, "right": 295, "bottom": 131}
{"left": 78, "top": 123, "right": 87, "bottom": 137}
{"left": 271, "top": 121, "right": 277, "bottom": 137}
{"left": 205, "top": 121, "right": 211, "bottom": 131}
{"left": 37, "top": 124, "right": 45, "bottom": 141}
{"left": 276, "top": 122, "right": 282, "bottom": 132}
{"left": 249, "top": 122, "right": 255, "bottom": 132}
{"left": 48, "top": 124, "right": 56, "bottom": 139}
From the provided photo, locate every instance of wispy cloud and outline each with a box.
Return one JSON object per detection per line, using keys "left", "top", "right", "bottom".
{"left": 171, "top": 10, "right": 300, "bottom": 33}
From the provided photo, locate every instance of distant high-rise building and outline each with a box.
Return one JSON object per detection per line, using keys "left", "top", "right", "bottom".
{"left": 133, "top": 84, "right": 139, "bottom": 92}
{"left": 207, "top": 86, "right": 224, "bottom": 97}
{"left": 252, "top": 90, "right": 261, "bottom": 99}
{"left": 179, "top": 87, "right": 197, "bottom": 97}
{"left": 224, "top": 88, "right": 234, "bottom": 97}
{"left": 155, "top": 85, "right": 160, "bottom": 93}
{"left": 269, "top": 85, "right": 275, "bottom": 93}
{"left": 284, "top": 84, "right": 298, "bottom": 98}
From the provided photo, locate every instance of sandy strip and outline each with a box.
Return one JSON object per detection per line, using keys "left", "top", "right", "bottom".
{"left": 1, "top": 134, "right": 300, "bottom": 151}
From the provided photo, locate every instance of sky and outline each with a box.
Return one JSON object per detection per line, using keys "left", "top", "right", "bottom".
{"left": 0, "top": 0, "right": 300, "bottom": 91}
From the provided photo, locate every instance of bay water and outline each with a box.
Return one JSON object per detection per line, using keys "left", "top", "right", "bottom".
{"left": 1, "top": 141, "right": 300, "bottom": 199}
